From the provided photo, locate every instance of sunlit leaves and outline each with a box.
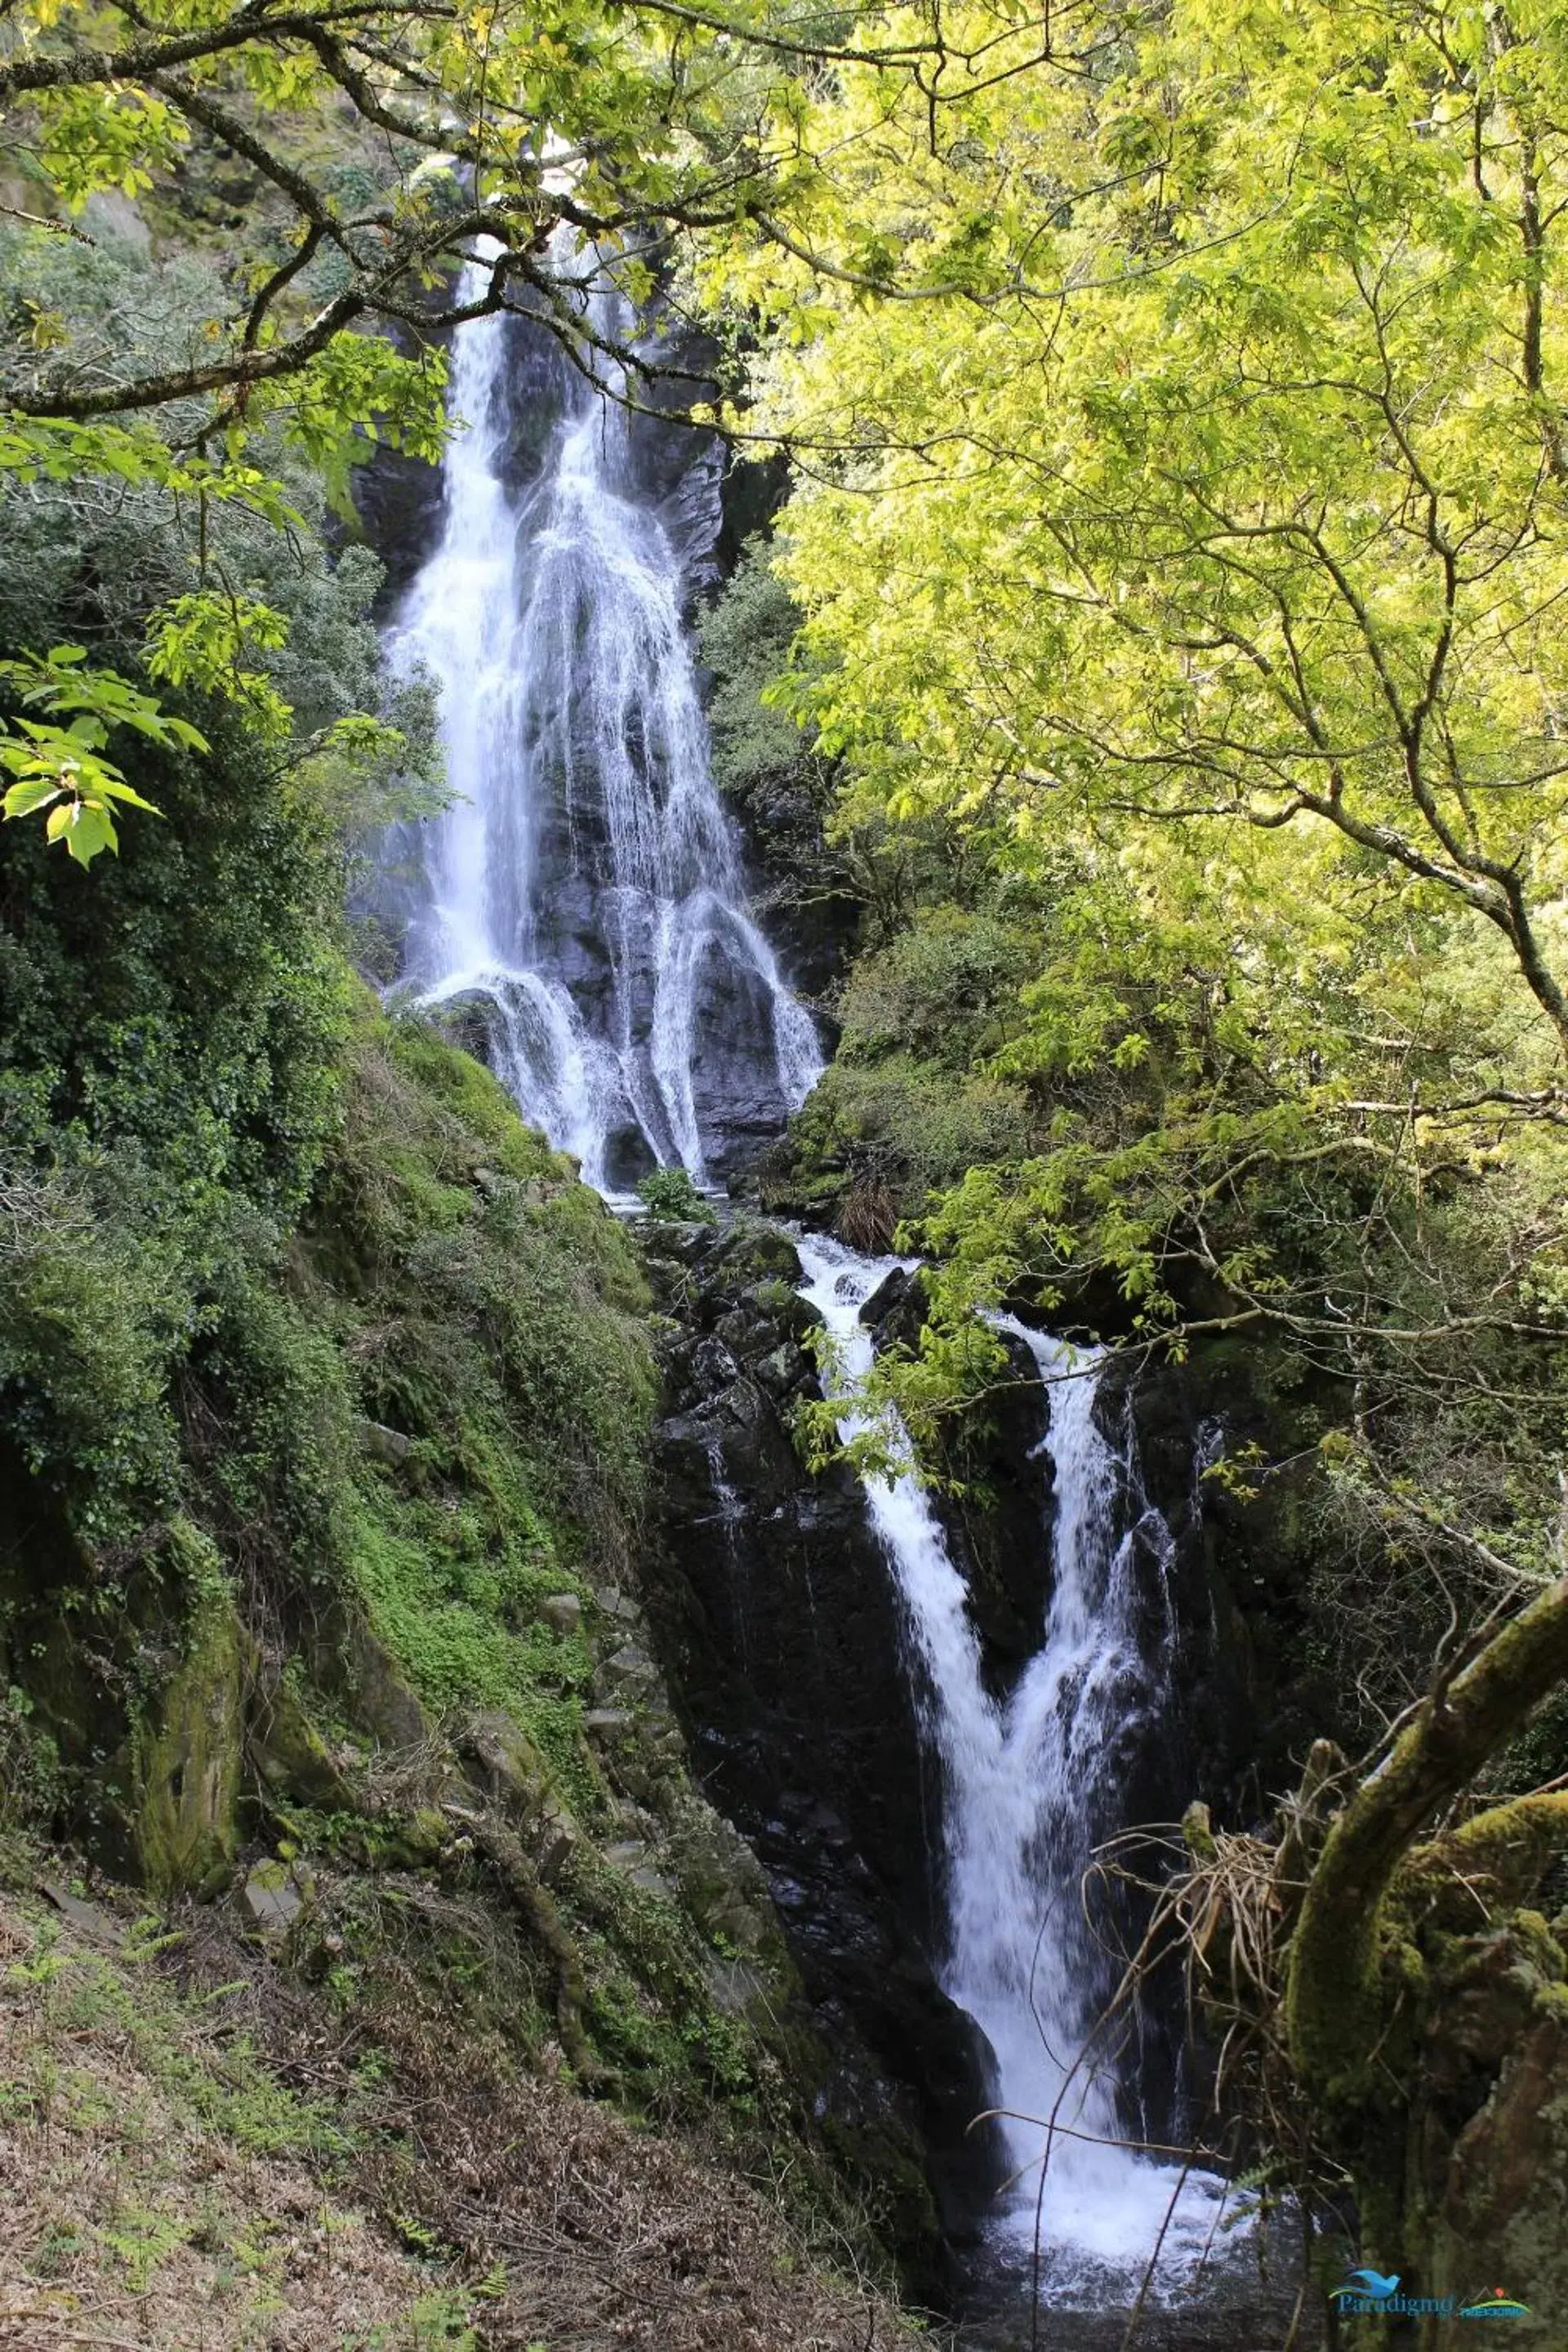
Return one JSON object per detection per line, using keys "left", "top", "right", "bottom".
{"left": 269, "top": 338, "right": 450, "bottom": 478}
{"left": 33, "top": 85, "right": 188, "bottom": 207}
{"left": 145, "top": 594, "right": 293, "bottom": 741}
{"left": 0, "top": 647, "right": 205, "bottom": 866}
{"left": 0, "top": 415, "right": 303, "bottom": 528}
{"left": 691, "top": 0, "right": 1568, "bottom": 1417}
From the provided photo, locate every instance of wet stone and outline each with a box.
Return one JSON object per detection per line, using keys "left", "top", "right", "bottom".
{"left": 754, "top": 1342, "right": 808, "bottom": 1396}
{"left": 604, "top": 1645, "right": 657, "bottom": 1684}
{"left": 539, "top": 1593, "right": 582, "bottom": 1635}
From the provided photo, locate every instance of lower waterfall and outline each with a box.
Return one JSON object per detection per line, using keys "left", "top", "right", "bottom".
{"left": 796, "top": 1234, "right": 1219, "bottom": 2282}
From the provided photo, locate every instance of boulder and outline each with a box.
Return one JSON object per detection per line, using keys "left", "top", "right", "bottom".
{"left": 240, "top": 1856, "right": 308, "bottom": 1933}
{"left": 248, "top": 1673, "right": 353, "bottom": 1810}
{"left": 345, "top": 1622, "right": 429, "bottom": 1752}
{"left": 136, "top": 1599, "right": 246, "bottom": 1897}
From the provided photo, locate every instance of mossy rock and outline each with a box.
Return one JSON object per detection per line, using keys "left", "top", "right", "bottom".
{"left": 247, "top": 1672, "right": 353, "bottom": 1811}
{"left": 342, "top": 1619, "right": 430, "bottom": 1752}
{"left": 136, "top": 1599, "right": 246, "bottom": 1895}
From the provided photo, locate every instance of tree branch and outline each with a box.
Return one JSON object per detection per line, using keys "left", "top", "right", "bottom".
{"left": 1285, "top": 1567, "right": 1568, "bottom": 2099}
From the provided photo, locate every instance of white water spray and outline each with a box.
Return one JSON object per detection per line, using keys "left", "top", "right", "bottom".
{"left": 388, "top": 248, "right": 820, "bottom": 1192}
{"left": 795, "top": 1234, "right": 1218, "bottom": 2281}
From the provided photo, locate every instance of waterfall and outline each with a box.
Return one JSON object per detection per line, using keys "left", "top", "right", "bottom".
{"left": 385, "top": 247, "right": 821, "bottom": 1194}
{"left": 795, "top": 1234, "right": 1217, "bottom": 2282}
{"left": 381, "top": 236, "right": 1225, "bottom": 2305}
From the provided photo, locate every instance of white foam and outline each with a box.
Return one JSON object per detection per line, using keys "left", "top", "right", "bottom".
{"left": 795, "top": 1236, "right": 1223, "bottom": 2282}
{"left": 385, "top": 238, "right": 821, "bottom": 1189}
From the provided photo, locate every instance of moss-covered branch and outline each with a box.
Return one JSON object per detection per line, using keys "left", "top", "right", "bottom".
{"left": 1285, "top": 1570, "right": 1568, "bottom": 2100}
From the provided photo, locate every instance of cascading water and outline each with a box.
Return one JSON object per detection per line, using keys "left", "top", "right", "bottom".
{"left": 380, "top": 235, "right": 1235, "bottom": 2323}
{"left": 795, "top": 1234, "right": 1218, "bottom": 2283}
{"left": 386, "top": 247, "right": 820, "bottom": 1192}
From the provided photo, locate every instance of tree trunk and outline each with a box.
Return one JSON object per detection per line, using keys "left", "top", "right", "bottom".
{"left": 1284, "top": 1571, "right": 1568, "bottom": 2106}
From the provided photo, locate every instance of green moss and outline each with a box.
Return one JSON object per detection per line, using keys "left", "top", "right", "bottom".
{"left": 134, "top": 1588, "right": 245, "bottom": 1895}
{"left": 380, "top": 1013, "right": 568, "bottom": 1186}
{"left": 347, "top": 1499, "right": 593, "bottom": 1797}
{"left": 1, "top": 983, "right": 656, "bottom": 1866}
{"left": 764, "top": 1054, "right": 1031, "bottom": 1230}
{"left": 249, "top": 1668, "right": 350, "bottom": 1809}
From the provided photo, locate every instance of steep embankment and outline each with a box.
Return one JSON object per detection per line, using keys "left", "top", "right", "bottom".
{"left": 0, "top": 999, "right": 924, "bottom": 2347}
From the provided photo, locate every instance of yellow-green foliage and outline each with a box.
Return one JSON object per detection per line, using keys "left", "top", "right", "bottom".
{"left": 773, "top": 1057, "right": 1031, "bottom": 1229}
{"left": 697, "top": 0, "right": 1568, "bottom": 1563}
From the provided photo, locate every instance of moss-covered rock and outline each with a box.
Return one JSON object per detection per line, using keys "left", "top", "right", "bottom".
{"left": 135, "top": 1594, "right": 245, "bottom": 1895}
{"left": 247, "top": 1668, "right": 354, "bottom": 1809}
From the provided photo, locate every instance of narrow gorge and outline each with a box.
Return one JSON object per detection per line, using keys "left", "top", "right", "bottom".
{"left": 368, "top": 261, "right": 1281, "bottom": 2349}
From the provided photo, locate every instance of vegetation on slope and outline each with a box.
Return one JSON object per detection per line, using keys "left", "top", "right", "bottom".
{"left": 0, "top": 94, "right": 935, "bottom": 2336}
{"left": 0, "top": 930, "right": 925, "bottom": 2339}
{"left": 0, "top": 1846, "right": 919, "bottom": 2351}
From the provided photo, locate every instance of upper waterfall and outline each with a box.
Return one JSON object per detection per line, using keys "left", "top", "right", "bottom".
{"left": 385, "top": 248, "right": 821, "bottom": 1194}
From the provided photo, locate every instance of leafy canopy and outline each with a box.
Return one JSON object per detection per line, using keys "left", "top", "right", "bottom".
{"left": 687, "top": 0, "right": 1568, "bottom": 1596}
{"left": 697, "top": 0, "right": 1568, "bottom": 1290}
{"left": 0, "top": 0, "right": 960, "bottom": 856}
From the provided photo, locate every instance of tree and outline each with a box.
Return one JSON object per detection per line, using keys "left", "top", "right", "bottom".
{"left": 696, "top": 0, "right": 1568, "bottom": 2296}
{"left": 0, "top": 0, "right": 960, "bottom": 855}
{"left": 1163, "top": 1557, "right": 1568, "bottom": 2314}
{"left": 699, "top": 0, "right": 1568, "bottom": 1465}
{"left": 702, "top": 0, "right": 1568, "bottom": 1210}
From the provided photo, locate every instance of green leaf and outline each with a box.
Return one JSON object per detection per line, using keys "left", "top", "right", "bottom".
{"left": 97, "top": 778, "right": 163, "bottom": 814}
{"left": 61, "top": 801, "right": 118, "bottom": 866}
{"left": 2, "top": 777, "right": 65, "bottom": 819}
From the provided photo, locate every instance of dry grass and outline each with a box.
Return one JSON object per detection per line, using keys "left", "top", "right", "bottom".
{"left": 0, "top": 1883, "right": 436, "bottom": 2350}
{"left": 0, "top": 1866, "right": 921, "bottom": 2352}
{"left": 164, "top": 1900, "right": 920, "bottom": 2352}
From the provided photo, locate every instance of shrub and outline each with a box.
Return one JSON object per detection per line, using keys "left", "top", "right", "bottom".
{"left": 637, "top": 1168, "right": 717, "bottom": 1224}
{"left": 836, "top": 906, "right": 1033, "bottom": 1071}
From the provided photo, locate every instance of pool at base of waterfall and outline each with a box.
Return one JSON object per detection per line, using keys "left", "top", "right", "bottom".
{"left": 956, "top": 2208, "right": 1319, "bottom": 2350}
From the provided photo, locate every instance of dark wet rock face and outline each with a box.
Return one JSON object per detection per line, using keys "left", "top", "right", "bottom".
{"left": 638, "top": 1218, "right": 1010, "bottom": 2262}
{"left": 1104, "top": 1340, "right": 1337, "bottom": 1819}
{"left": 635, "top": 1218, "right": 1271, "bottom": 2285}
